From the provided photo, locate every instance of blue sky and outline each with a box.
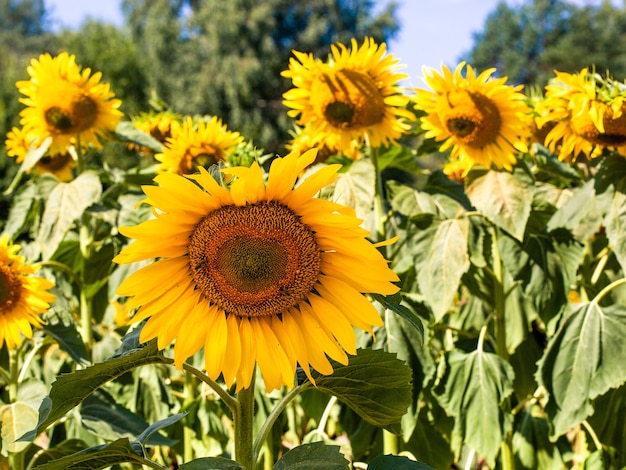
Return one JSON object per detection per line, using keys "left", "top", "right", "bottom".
{"left": 44, "top": 0, "right": 615, "bottom": 87}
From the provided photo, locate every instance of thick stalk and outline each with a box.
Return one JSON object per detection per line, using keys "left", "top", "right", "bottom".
{"left": 489, "top": 227, "right": 514, "bottom": 470}
{"left": 183, "top": 371, "right": 196, "bottom": 463}
{"left": 234, "top": 371, "right": 256, "bottom": 470}
{"left": 253, "top": 383, "right": 310, "bottom": 461}
{"left": 369, "top": 145, "right": 387, "bottom": 244}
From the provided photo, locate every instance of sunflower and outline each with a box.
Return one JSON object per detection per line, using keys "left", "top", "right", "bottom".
{"left": 537, "top": 68, "right": 626, "bottom": 161}
{"left": 282, "top": 37, "right": 413, "bottom": 151}
{"left": 287, "top": 125, "right": 362, "bottom": 164}
{"left": 5, "top": 126, "right": 76, "bottom": 181}
{"left": 114, "top": 149, "right": 399, "bottom": 391}
{"left": 414, "top": 62, "right": 530, "bottom": 173}
{"left": 156, "top": 116, "right": 244, "bottom": 174}
{"left": 0, "top": 236, "right": 55, "bottom": 349}
{"left": 129, "top": 110, "right": 183, "bottom": 156}
{"left": 17, "top": 52, "right": 123, "bottom": 155}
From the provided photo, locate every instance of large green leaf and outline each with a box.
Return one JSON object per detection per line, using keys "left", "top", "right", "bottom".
{"left": 21, "top": 338, "right": 164, "bottom": 440}
{"left": 368, "top": 454, "right": 435, "bottom": 469}
{"left": 115, "top": 121, "right": 163, "bottom": 152}
{"left": 604, "top": 187, "right": 626, "bottom": 273}
{"left": 312, "top": 349, "right": 412, "bottom": 434}
{"left": 331, "top": 158, "right": 375, "bottom": 226}
{"left": 37, "top": 170, "right": 103, "bottom": 259}
{"left": 30, "top": 437, "right": 155, "bottom": 470}
{"left": 587, "top": 384, "right": 626, "bottom": 468}
{"left": 537, "top": 302, "right": 626, "bottom": 438}
{"left": 434, "top": 348, "right": 514, "bottom": 467}
{"left": 465, "top": 168, "right": 535, "bottom": 241}
{"left": 273, "top": 442, "right": 349, "bottom": 469}
{"left": 417, "top": 217, "right": 469, "bottom": 321}
{"left": 512, "top": 405, "right": 570, "bottom": 469}
{"left": 546, "top": 179, "right": 603, "bottom": 241}
{"left": 0, "top": 402, "right": 39, "bottom": 453}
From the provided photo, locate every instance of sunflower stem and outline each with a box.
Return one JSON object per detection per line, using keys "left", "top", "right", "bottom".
{"left": 235, "top": 370, "right": 257, "bottom": 470}
{"left": 75, "top": 135, "right": 84, "bottom": 174}
{"left": 8, "top": 348, "right": 24, "bottom": 470}
{"left": 183, "top": 370, "right": 196, "bottom": 463}
{"left": 181, "top": 362, "right": 238, "bottom": 412}
{"left": 253, "top": 382, "right": 310, "bottom": 465}
{"left": 369, "top": 144, "right": 387, "bottom": 244}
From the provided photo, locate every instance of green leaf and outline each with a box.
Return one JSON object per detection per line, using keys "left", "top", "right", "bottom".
{"left": 115, "top": 121, "right": 163, "bottom": 152}
{"left": 546, "top": 179, "right": 603, "bottom": 241}
{"left": 3, "top": 182, "right": 38, "bottom": 238}
{"left": 43, "top": 315, "right": 90, "bottom": 367}
{"left": 465, "top": 168, "right": 535, "bottom": 240}
{"left": 417, "top": 217, "right": 469, "bottom": 321}
{"left": 28, "top": 439, "right": 88, "bottom": 468}
{"left": 180, "top": 457, "right": 244, "bottom": 469}
{"left": 21, "top": 339, "right": 163, "bottom": 440}
{"left": 434, "top": 348, "right": 515, "bottom": 467}
{"left": 30, "top": 437, "right": 154, "bottom": 470}
{"left": 377, "top": 144, "right": 419, "bottom": 173}
{"left": 311, "top": 349, "right": 412, "bottom": 434}
{"left": 537, "top": 303, "right": 626, "bottom": 437}
{"left": 273, "top": 442, "right": 349, "bottom": 469}
{"left": 0, "top": 402, "right": 39, "bottom": 453}
{"left": 512, "top": 406, "right": 570, "bottom": 469}
{"left": 373, "top": 292, "right": 424, "bottom": 337}
{"left": 368, "top": 454, "right": 435, "bottom": 469}
{"left": 604, "top": 187, "right": 626, "bottom": 273}
{"left": 587, "top": 384, "right": 626, "bottom": 468}
{"left": 80, "top": 390, "right": 177, "bottom": 447}
{"left": 531, "top": 144, "right": 582, "bottom": 182}
{"left": 331, "top": 158, "right": 375, "bottom": 225}
{"left": 137, "top": 411, "right": 187, "bottom": 445}
{"left": 37, "top": 170, "right": 103, "bottom": 259}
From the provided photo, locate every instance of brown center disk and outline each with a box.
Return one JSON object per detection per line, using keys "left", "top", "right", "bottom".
{"left": 188, "top": 200, "right": 321, "bottom": 317}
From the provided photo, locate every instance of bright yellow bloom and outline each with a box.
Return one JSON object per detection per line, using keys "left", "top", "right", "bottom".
{"left": 5, "top": 126, "right": 76, "bottom": 181}
{"left": 286, "top": 125, "right": 362, "bottom": 163}
{"left": 129, "top": 110, "right": 183, "bottom": 156}
{"left": 537, "top": 68, "right": 626, "bottom": 160}
{"left": 114, "top": 149, "right": 399, "bottom": 391}
{"left": 156, "top": 116, "right": 244, "bottom": 174}
{"left": 17, "top": 52, "right": 123, "bottom": 155}
{"left": 0, "top": 236, "right": 55, "bottom": 349}
{"left": 415, "top": 62, "right": 530, "bottom": 174}
{"left": 282, "top": 38, "right": 413, "bottom": 151}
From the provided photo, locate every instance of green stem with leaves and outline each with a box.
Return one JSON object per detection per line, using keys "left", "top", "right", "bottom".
{"left": 369, "top": 143, "right": 387, "bottom": 244}
{"left": 234, "top": 371, "right": 257, "bottom": 470}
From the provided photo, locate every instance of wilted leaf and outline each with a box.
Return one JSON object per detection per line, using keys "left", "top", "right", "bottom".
{"left": 466, "top": 168, "right": 535, "bottom": 240}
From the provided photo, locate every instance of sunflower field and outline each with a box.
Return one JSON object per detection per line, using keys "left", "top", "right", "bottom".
{"left": 1, "top": 36, "right": 626, "bottom": 470}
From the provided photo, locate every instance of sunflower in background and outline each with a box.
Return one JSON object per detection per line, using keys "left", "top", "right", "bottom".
{"left": 286, "top": 125, "right": 362, "bottom": 164}
{"left": 536, "top": 68, "right": 626, "bottom": 161}
{"left": 16, "top": 52, "right": 123, "bottom": 156}
{"left": 282, "top": 37, "right": 413, "bottom": 152}
{"left": 5, "top": 126, "right": 76, "bottom": 181}
{"left": 129, "top": 110, "right": 183, "bottom": 156}
{"left": 414, "top": 62, "right": 530, "bottom": 175}
{"left": 114, "top": 149, "right": 399, "bottom": 392}
{"left": 156, "top": 116, "right": 244, "bottom": 174}
{"left": 0, "top": 236, "right": 55, "bottom": 349}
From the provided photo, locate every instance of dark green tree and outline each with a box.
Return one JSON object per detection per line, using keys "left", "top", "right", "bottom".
{"left": 121, "top": 0, "right": 399, "bottom": 152}
{"left": 466, "top": 0, "right": 626, "bottom": 85}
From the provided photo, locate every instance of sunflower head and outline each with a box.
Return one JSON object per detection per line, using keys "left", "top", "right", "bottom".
{"left": 156, "top": 116, "right": 244, "bottom": 174}
{"left": 114, "top": 149, "right": 399, "bottom": 391}
{"left": 129, "top": 110, "right": 183, "bottom": 156}
{"left": 414, "top": 62, "right": 531, "bottom": 172}
{"left": 5, "top": 126, "right": 76, "bottom": 181}
{"left": 539, "top": 68, "right": 626, "bottom": 160}
{"left": 0, "top": 236, "right": 55, "bottom": 349}
{"left": 282, "top": 38, "right": 413, "bottom": 151}
{"left": 17, "top": 52, "right": 123, "bottom": 154}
